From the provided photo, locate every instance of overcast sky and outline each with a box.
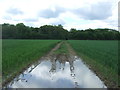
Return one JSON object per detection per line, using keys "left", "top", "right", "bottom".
{"left": 0, "top": 0, "right": 119, "bottom": 30}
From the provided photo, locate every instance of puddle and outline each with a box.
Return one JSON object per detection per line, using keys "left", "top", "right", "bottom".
{"left": 5, "top": 56, "right": 107, "bottom": 88}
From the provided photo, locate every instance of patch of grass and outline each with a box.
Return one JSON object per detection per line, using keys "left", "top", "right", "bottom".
{"left": 2, "top": 40, "right": 60, "bottom": 84}
{"left": 68, "top": 40, "right": 118, "bottom": 88}
{"left": 54, "top": 41, "right": 68, "bottom": 55}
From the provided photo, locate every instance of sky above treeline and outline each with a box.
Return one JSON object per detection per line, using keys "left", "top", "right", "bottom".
{"left": 0, "top": 0, "right": 119, "bottom": 30}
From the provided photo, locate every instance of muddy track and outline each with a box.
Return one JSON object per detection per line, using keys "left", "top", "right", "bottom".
{"left": 40, "top": 41, "right": 79, "bottom": 74}
{"left": 40, "top": 41, "right": 63, "bottom": 61}
{"left": 43, "top": 41, "right": 78, "bottom": 63}
{"left": 46, "top": 41, "right": 63, "bottom": 57}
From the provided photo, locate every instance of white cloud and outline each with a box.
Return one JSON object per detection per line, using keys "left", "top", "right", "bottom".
{"left": 7, "top": 7, "right": 23, "bottom": 15}
{"left": 0, "top": 0, "right": 119, "bottom": 30}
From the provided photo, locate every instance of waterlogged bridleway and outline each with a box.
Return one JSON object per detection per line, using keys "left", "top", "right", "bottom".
{"left": 6, "top": 42, "right": 107, "bottom": 88}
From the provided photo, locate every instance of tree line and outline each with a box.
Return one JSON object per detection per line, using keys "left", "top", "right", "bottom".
{"left": 1, "top": 23, "right": 120, "bottom": 40}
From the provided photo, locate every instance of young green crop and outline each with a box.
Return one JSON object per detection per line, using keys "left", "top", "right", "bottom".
{"left": 2, "top": 40, "right": 60, "bottom": 83}
{"left": 68, "top": 40, "right": 118, "bottom": 87}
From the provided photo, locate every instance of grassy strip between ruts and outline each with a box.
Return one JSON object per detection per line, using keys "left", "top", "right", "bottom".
{"left": 54, "top": 41, "right": 68, "bottom": 55}
{"left": 2, "top": 39, "right": 60, "bottom": 86}
{"left": 68, "top": 40, "right": 118, "bottom": 88}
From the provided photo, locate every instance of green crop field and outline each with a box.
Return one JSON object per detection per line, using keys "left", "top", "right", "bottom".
{"left": 68, "top": 40, "right": 118, "bottom": 87}
{"left": 2, "top": 40, "right": 60, "bottom": 83}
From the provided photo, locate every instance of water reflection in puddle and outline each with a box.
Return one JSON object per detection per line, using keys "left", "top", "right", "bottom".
{"left": 7, "top": 56, "right": 106, "bottom": 88}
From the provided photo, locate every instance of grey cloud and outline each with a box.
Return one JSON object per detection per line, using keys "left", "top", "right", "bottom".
{"left": 23, "top": 18, "right": 38, "bottom": 22}
{"left": 7, "top": 8, "right": 23, "bottom": 15}
{"left": 38, "top": 6, "right": 65, "bottom": 18}
{"left": 74, "top": 2, "right": 112, "bottom": 20}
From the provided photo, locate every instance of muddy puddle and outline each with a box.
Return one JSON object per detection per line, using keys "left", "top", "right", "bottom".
{"left": 5, "top": 55, "right": 107, "bottom": 88}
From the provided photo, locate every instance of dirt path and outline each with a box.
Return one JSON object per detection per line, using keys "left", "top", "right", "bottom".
{"left": 43, "top": 41, "right": 77, "bottom": 63}
{"left": 40, "top": 41, "right": 63, "bottom": 61}
{"left": 40, "top": 41, "right": 79, "bottom": 74}
{"left": 66, "top": 42, "right": 77, "bottom": 56}
{"left": 46, "top": 41, "right": 63, "bottom": 57}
